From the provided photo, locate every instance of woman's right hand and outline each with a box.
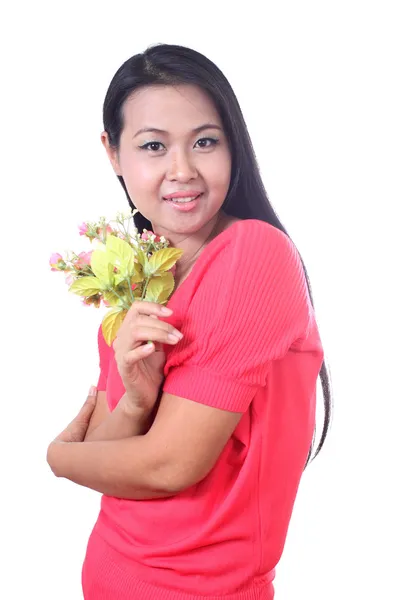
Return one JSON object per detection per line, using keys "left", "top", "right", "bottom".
{"left": 112, "top": 301, "right": 183, "bottom": 415}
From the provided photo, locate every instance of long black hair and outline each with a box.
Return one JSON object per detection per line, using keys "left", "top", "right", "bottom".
{"left": 102, "top": 43, "right": 332, "bottom": 466}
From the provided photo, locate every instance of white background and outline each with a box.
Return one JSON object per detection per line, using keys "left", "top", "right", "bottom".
{"left": 1, "top": 1, "right": 399, "bottom": 598}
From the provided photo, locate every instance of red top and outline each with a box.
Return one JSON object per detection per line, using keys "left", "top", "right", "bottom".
{"left": 83, "top": 219, "right": 324, "bottom": 600}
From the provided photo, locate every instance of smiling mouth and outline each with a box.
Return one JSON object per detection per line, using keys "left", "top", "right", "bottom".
{"left": 162, "top": 193, "right": 203, "bottom": 204}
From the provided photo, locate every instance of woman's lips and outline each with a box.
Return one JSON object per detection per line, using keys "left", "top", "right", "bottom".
{"left": 162, "top": 194, "right": 202, "bottom": 211}
{"left": 163, "top": 191, "right": 203, "bottom": 200}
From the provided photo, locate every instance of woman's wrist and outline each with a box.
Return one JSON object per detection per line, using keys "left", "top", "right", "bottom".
{"left": 83, "top": 393, "right": 155, "bottom": 442}
{"left": 119, "top": 393, "right": 154, "bottom": 433}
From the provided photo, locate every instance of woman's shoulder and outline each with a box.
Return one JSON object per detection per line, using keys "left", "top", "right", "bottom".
{"left": 218, "top": 217, "right": 291, "bottom": 256}
{"left": 220, "top": 216, "right": 285, "bottom": 238}
{"left": 191, "top": 217, "right": 295, "bottom": 286}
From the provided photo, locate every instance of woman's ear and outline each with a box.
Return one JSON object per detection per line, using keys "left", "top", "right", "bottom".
{"left": 101, "top": 131, "right": 122, "bottom": 175}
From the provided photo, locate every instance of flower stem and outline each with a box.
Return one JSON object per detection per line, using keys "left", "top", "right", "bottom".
{"left": 109, "top": 287, "right": 130, "bottom": 310}
{"left": 126, "top": 277, "right": 135, "bottom": 304}
{"left": 141, "top": 277, "right": 151, "bottom": 300}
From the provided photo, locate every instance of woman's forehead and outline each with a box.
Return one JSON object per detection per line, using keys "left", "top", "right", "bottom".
{"left": 122, "top": 84, "right": 222, "bottom": 133}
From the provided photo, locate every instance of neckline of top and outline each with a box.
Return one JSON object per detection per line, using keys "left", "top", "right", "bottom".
{"left": 166, "top": 218, "right": 252, "bottom": 307}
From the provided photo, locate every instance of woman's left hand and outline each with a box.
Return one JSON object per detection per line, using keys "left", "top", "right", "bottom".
{"left": 53, "top": 386, "right": 98, "bottom": 443}
{"left": 47, "top": 387, "right": 98, "bottom": 475}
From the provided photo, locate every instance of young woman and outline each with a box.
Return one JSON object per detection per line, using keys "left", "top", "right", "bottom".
{"left": 47, "top": 43, "right": 332, "bottom": 599}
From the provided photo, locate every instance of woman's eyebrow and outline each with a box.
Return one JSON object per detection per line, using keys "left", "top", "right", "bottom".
{"left": 132, "top": 123, "right": 222, "bottom": 139}
{"left": 193, "top": 123, "right": 222, "bottom": 134}
{"left": 132, "top": 127, "right": 167, "bottom": 139}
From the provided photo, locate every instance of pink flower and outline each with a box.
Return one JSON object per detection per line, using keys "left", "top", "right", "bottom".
{"left": 78, "top": 223, "right": 89, "bottom": 236}
{"left": 65, "top": 273, "right": 74, "bottom": 286}
{"left": 96, "top": 225, "right": 113, "bottom": 238}
{"left": 75, "top": 251, "right": 93, "bottom": 270}
{"left": 142, "top": 230, "right": 161, "bottom": 243}
{"left": 131, "top": 283, "right": 137, "bottom": 291}
{"left": 49, "top": 253, "right": 65, "bottom": 271}
{"left": 141, "top": 230, "right": 154, "bottom": 242}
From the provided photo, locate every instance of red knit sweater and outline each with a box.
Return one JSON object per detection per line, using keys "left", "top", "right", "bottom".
{"left": 82, "top": 219, "right": 324, "bottom": 599}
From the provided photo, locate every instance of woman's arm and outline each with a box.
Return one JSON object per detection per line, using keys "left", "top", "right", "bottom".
{"left": 47, "top": 389, "right": 173, "bottom": 500}
{"left": 47, "top": 391, "right": 242, "bottom": 500}
{"left": 84, "top": 391, "right": 154, "bottom": 442}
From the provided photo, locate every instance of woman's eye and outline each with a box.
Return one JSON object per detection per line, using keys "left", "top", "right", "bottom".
{"left": 139, "top": 142, "right": 165, "bottom": 152}
{"left": 195, "top": 137, "right": 219, "bottom": 149}
{"left": 139, "top": 138, "right": 218, "bottom": 152}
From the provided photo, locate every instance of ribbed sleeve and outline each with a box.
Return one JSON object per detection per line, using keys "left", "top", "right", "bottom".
{"left": 163, "top": 220, "right": 312, "bottom": 412}
{"left": 96, "top": 325, "right": 111, "bottom": 391}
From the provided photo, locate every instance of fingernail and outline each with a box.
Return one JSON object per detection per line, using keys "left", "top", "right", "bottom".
{"left": 88, "top": 385, "right": 97, "bottom": 396}
{"left": 168, "top": 333, "right": 181, "bottom": 342}
{"left": 160, "top": 306, "right": 173, "bottom": 314}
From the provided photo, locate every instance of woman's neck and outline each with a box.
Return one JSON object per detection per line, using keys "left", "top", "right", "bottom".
{"left": 153, "top": 211, "right": 228, "bottom": 277}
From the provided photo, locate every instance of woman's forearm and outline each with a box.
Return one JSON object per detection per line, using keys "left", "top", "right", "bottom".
{"left": 84, "top": 394, "right": 153, "bottom": 442}
{"left": 47, "top": 436, "right": 175, "bottom": 499}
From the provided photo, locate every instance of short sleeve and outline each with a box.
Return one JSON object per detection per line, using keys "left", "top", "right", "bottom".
{"left": 96, "top": 324, "right": 111, "bottom": 391}
{"left": 163, "top": 220, "right": 313, "bottom": 413}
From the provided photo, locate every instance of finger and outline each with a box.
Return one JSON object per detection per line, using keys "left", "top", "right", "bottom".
{"left": 116, "top": 315, "right": 182, "bottom": 353}
{"left": 125, "top": 301, "right": 173, "bottom": 324}
{"left": 133, "top": 314, "right": 182, "bottom": 337}
{"left": 149, "top": 315, "right": 162, "bottom": 351}
{"left": 54, "top": 389, "right": 97, "bottom": 442}
{"left": 74, "top": 386, "right": 97, "bottom": 423}
{"left": 122, "top": 342, "right": 157, "bottom": 367}
{"left": 131, "top": 326, "right": 182, "bottom": 347}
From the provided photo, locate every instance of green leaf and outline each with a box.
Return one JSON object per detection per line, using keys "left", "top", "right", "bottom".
{"left": 108, "top": 263, "right": 115, "bottom": 283}
{"left": 101, "top": 307, "right": 127, "bottom": 346}
{"left": 145, "top": 248, "right": 183, "bottom": 277}
{"left": 106, "top": 235, "right": 136, "bottom": 277}
{"left": 131, "top": 262, "right": 143, "bottom": 283}
{"left": 135, "top": 247, "right": 146, "bottom": 268}
{"left": 69, "top": 276, "right": 103, "bottom": 297}
{"left": 90, "top": 247, "right": 113, "bottom": 286}
{"left": 132, "top": 283, "right": 143, "bottom": 299}
{"left": 114, "top": 273, "right": 126, "bottom": 287}
{"left": 103, "top": 290, "right": 125, "bottom": 307}
{"left": 144, "top": 272, "right": 175, "bottom": 303}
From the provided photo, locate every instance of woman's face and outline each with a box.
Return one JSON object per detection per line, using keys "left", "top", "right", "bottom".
{"left": 102, "top": 84, "right": 231, "bottom": 241}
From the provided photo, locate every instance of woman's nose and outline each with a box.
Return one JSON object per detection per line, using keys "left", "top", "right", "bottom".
{"left": 166, "top": 150, "right": 198, "bottom": 182}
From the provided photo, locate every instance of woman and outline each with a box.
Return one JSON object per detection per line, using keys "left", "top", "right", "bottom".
{"left": 47, "top": 44, "right": 332, "bottom": 599}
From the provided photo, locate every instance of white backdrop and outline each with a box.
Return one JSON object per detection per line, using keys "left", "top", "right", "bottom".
{"left": 1, "top": 1, "right": 399, "bottom": 598}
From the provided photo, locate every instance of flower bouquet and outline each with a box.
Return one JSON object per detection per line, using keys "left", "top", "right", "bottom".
{"left": 49, "top": 210, "right": 183, "bottom": 345}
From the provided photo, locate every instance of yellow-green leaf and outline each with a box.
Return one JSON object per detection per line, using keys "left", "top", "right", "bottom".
{"left": 131, "top": 261, "right": 144, "bottom": 283}
{"left": 101, "top": 308, "right": 127, "bottom": 346}
{"left": 145, "top": 248, "right": 183, "bottom": 277}
{"left": 69, "top": 276, "right": 103, "bottom": 297}
{"left": 103, "top": 290, "right": 124, "bottom": 307}
{"left": 133, "top": 285, "right": 143, "bottom": 299}
{"left": 90, "top": 248, "right": 113, "bottom": 286}
{"left": 106, "top": 235, "right": 136, "bottom": 277}
{"left": 114, "top": 273, "right": 126, "bottom": 287}
{"left": 135, "top": 247, "right": 146, "bottom": 268}
{"left": 144, "top": 272, "right": 175, "bottom": 303}
{"left": 108, "top": 262, "right": 116, "bottom": 284}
